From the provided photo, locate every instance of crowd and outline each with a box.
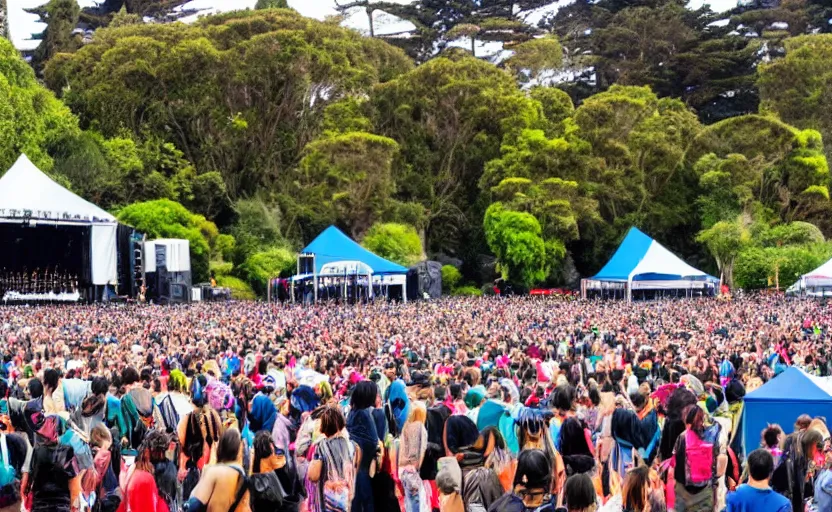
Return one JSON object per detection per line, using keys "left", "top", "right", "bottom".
{"left": 0, "top": 295, "right": 829, "bottom": 512}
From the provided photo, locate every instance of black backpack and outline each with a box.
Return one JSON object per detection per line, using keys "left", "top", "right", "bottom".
{"left": 158, "top": 395, "right": 180, "bottom": 434}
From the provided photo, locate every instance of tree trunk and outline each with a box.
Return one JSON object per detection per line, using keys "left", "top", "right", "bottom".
{"left": 471, "top": 36, "right": 476, "bottom": 57}
{"left": 366, "top": 4, "right": 375, "bottom": 37}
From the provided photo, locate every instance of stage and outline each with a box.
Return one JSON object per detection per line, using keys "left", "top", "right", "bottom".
{"left": 0, "top": 154, "right": 121, "bottom": 303}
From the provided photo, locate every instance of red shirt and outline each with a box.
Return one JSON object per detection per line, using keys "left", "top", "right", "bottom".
{"left": 117, "top": 469, "right": 169, "bottom": 512}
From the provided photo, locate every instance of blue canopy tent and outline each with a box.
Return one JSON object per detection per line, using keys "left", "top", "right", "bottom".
{"left": 292, "top": 226, "right": 408, "bottom": 303}
{"left": 581, "top": 227, "right": 717, "bottom": 301}
{"left": 742, "top": 367, "right": 832, "bottom": 456}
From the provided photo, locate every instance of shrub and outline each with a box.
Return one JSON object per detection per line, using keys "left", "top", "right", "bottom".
{"left": 441, "top": 265, "right": 462, "bottom": 293}
{"left": 451, "top": 285, "right": 483, "bottom": 297}
{"left": 216, "top": 275, "right": 256, "bottom": 300}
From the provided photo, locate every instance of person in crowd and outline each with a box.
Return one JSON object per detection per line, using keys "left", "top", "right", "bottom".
{"left": 83, "top": 424, "right": 120, "bottom": 512}
{"left": 178, "top": 374, "right": 223, "bottom": 499}
{"left": 726, "top": 448, "right": 791, "bottom": 512}
{"left": 23, "top": 415, "right": 80, "bottom": 512}
{"left": 0, "top": 421, "right": 29, "bottom": 512}
{"left": 771, "top": 427, "right": 823, "bottom": 512}
{"left": 488, "top": 449, "right": 556, "bottom": 512}
{"left": 186, "top": 428, "right": 250, "bottom": 512}
{"left": 248, "top": 393, "right": 277, "bottom": 434}
{"left": 443, "top": 415, "right": 503, "bottom": 511}
{"left": 70, "top": 376, "right": 109, "bottom": 437}
{"left": 155, "top": 369, "right": 194, "bottom": 429}
{"left": 622, "top": 465, "right": 665, "bottom": 512}
{"left": 672, "top": 405, "right": 727, "bottom": 512}
{"left": 308, "top": 406, "right": 357, "bottom": 512}
{"left": 561, "top": 473, "right": 598, "bottom": 512}
{"left": 395, "top": 401, "right": 429, "bottom": 512}
{"left": 347, "top": 381, "right": 383, "bottom": 512}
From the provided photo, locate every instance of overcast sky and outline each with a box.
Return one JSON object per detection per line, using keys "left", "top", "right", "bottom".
{"left": 7, "top": 0, "right": 737, "bottom": 51}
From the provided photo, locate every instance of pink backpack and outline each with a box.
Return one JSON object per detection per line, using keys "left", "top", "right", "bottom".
{"left": 680, "top": 425, "right": 720, "bottom": 487}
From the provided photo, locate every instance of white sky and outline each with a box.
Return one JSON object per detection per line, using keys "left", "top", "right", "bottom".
{"left": 8, "top": 0, "right": 738, "bottom": 51}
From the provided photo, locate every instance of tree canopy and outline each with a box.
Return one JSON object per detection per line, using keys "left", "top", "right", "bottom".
{"left": 0, "top": 1, "right": 829, "bottom": 295}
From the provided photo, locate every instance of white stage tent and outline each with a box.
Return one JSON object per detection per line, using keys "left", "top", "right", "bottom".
{"left": 581, "top": 227, "right": 718, "bottom": 300}
{"left": 0, "top": 154, "right": 118, "bottom": 287}
{"left": 789, "top": 257, "right": 832, "bottom": 296}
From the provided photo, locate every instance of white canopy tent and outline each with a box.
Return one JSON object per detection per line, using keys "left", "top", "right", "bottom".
{"left": 0, "top": 154, "right": 118, "bottom": 286}
{"left": 790, "top": 257, "right": 832, "bottom": 294}
{"left": 583, "top": 227, "right": 717, "bottom": 300}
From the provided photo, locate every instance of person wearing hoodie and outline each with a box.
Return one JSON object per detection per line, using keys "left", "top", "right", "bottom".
{"left": 248, "top": 393, "right": 277, "bottom": 434}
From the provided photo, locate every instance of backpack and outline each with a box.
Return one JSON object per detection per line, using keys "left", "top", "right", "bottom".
{"left": 158, "top": 395, "right": 180, "bottom": 434}
{"left": 676, "top": 423, "right": 720, "bottom": 488}
{"left": 129, "top": 415, "right": 148, "bottom": 450}
{"left": 318, "top": 438, "right": 353, "bottom": 512}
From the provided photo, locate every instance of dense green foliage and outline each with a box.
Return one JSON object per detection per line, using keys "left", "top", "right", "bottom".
{"left": 361, "top": 223, "right": 423, "bottom": 267}
{"left": 441, "top": 265, "right": 463, "bottom": 293}
{"left": 0, "top": 38, "right": 78, "bottom": 172}
{"left": 1, "top": 3, "right": 831, "bottom": 296}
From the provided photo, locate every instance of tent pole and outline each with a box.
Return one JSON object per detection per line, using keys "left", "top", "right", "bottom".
{"left": 313, "top": 254, "right": 318, "bottom": 304}
{"left": 403, "top": 277, "right": 407, "bottom": 304}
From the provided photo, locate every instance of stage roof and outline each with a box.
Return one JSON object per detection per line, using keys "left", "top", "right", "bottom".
{"left": 591, "top": 227, "right": 714, "bottom": 282}
{"left": 0, "top": 154, "right": 115, "bottom": 223}
{"left": 300, "top": 226, "right": 408, "bottom": 275}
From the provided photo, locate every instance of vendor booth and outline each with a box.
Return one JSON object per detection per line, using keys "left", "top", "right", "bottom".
{"left": 742, "top": 367, "right": 832, "bottom": 456}
{"left": 581, "top": 227, "right": 717, "bottom": 301}
{"left": 290, "top": 226, "right": 409, "bottom": 303}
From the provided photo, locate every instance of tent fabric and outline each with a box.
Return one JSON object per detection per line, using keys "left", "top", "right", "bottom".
{"left": 143, "top": 239, "right": 191, "bottom": 273}
{"left": 793, "top": 257, "right": 832, "bottom": 290}
{"left": 742, "top": 367, "right": 832, "bottom": 456}
{"left": 300, "top": 226, "right": 408, "bottom": 275}
{"left": 591, "top": 227, "right": 714, "bottom": 283}
{"left": 0, "top": 154, "right": 115, "bottom": 223}
{"left": 91, "top": 224, "right": 118, "bottom": 285}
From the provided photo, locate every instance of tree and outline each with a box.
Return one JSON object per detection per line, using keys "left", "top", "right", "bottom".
{"left": 0, "top": 38, "right": 80, "bottom": 173}
{"left": 758, "top": 35, "right": 832, "bottom": 164}
{"left": 529, "top": 86, "right": 574, "bottom": 137}
{"left": 29, "top": 0, "right": 81, "bottom": 74}
{"left": 116, "top": 199, "right": 217, "bottom": 281}
{"left": 569, "top": 85, "right": 703, "bottom": 272}
{"left": 44, "top": 9, "right": 413, "bottom": 202}
{"left": 696, "top": 217, "right": 751, "bottom": 288}
{"left": 78, "top": 0, "right": 199, "bottom": 29}
{"left": 0, "top": 0, "right": 9, "bottom": 40}
{"left": 483, "top": 203, "right": 548, "bottom": 288}
{"left": 506, "top": 36, "right": 563, "bottom": 83}
{"left": 687, "top": 115, "right": 831, "bottom": 231}
{"left": 735, "top": 242, "right": 832, "bottom": 290}
{"left": 370, "top": 56, "right": 541, "bottom": 255}
{"left": 237, "top": 246, "right": 296, "bottom": 296}
{"left": 255, "top": 0, "right": 288, "bottom": 8}
{"left": 296, "top": 132, "right": 399, "bottom": 240}
{"left": 229, "top": 198, "right": 287, "bottom": 267}
{"left": 361, "top": 222, "right": 423, "bottom": 266}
